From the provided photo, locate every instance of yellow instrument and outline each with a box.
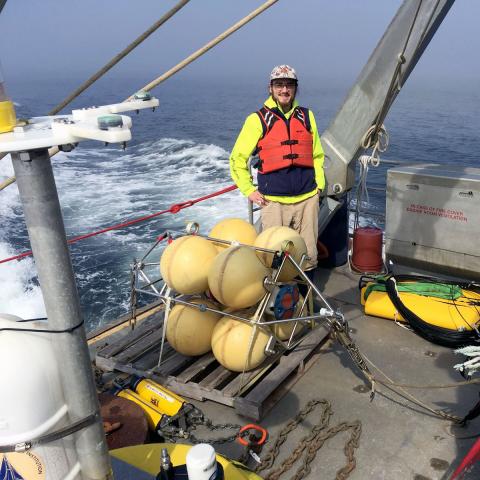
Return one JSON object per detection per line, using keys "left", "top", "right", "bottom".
{"left": 115, "top": 377, "right": 188, "bottom": 434}
{"left": 0, "top": 100, "right": 16, "bottom": 133}
{"left": 131, "top": 377, "right": 185, "bottom": 417}
{"left": 116, "top": 388, "right": 165, "bottom": 431}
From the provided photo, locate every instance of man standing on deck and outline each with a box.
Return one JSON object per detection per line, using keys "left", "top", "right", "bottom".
{"left": 230, "top": 65, "right": 325, "bottom": 273}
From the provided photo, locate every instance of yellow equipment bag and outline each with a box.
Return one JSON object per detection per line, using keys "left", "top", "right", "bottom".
{"left": 362, "top": 284, "right": 480, "bottom": 331}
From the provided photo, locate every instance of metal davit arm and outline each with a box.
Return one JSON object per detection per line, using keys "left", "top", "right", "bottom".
{"left": 321, "top": 0, "right": 455, "bottom": 196}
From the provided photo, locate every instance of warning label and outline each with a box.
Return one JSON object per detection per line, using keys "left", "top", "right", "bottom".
{"left": 406, "top": 204, "right": 468, "bottom": 222}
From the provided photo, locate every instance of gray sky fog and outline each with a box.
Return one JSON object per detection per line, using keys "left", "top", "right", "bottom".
{"left": 0, "top": 1, "right": 479, "bottom": 89}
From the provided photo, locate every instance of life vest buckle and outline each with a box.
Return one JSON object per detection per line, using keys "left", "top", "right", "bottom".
{"left": 251, "top": 157, "right": 261, "bottom": 170}
{"left": 281, "top": 139, "right": 298, "bottom": 146}
{"left": 283, "top": 153, "right": 299, "bottom": 160}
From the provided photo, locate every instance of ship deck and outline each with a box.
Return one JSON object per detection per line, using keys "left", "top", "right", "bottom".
{"left": 90, "top": 264, "right": 480, "bottom": 479}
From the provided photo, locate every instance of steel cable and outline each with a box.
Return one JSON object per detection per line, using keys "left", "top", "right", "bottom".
{"left": 136, "top": 0, "right": 280, "bottom": 94}
{"left": 0, "top": 0, "right": 191, "bottom": 173}
{"left": 0, "top": 0, "right": 279, "bottom": 190}
{"left": 50, "top": 0, "right": 192, "bottom": 116}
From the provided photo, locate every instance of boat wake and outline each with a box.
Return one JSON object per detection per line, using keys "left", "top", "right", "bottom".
{"left": 0, "top": 138, "right": 245, "bottom": 330}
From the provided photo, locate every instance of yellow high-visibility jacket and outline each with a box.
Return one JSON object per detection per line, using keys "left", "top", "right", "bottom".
{"left": 230, "top": 96, "right": 325, "bottom": 204}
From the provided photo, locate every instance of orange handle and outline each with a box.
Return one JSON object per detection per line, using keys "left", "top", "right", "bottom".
{"left": 237, "top": 424, "right": 268, "bottom": 446}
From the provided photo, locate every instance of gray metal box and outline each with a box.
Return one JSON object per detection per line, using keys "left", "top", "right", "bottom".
{"left": 385, "top": 164, "right": 480, "bottom": 280}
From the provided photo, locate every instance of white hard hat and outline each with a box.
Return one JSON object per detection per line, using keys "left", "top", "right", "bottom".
{"left": 270, "top": 65, "right": 298, "bottom": 82}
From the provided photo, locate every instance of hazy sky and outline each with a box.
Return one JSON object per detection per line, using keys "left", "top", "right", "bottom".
{"left": 0, "top": 1, "right": 478, "bottom": 88}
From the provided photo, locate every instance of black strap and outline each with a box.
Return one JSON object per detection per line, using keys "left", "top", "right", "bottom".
{"left": 0, "top": 413, "right": 99, "bottom": 453}
{"left": 294, "top": 106, "right": 311, "bottom": 131}
{"left": 256, "top": 106, "right": 279, "bottom": 138}
{"left": 0, "top": 319, "right": 85, "bottom": 335}
{"left": 383, "top": 275, "right": 479, "bottom": 348}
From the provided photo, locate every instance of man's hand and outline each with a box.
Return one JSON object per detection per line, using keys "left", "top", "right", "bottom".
{"left": 248, "top": 190, "right": 268, "bottom": 207}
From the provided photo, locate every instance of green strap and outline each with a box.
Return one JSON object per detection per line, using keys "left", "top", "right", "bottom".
{"left": 364, "top": 281, "right": 463, "bottom": 302}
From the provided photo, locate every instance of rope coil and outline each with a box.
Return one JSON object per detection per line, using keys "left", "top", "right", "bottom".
{"left": 353, "top": 124, "right": 389, "bottom": 231}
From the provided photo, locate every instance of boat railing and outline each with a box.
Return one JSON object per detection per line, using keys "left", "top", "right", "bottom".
{"left": 248, "top": 157, "right": 413, "bottom": 230}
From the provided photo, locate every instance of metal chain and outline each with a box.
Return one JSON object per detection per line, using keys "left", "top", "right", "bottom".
{"left": 161, "top": 423, "right": 242, "bottom": 446}
{"left": 292, "top": 421, "right": 362, "bottom": 480}
{"left": 255, "top": 399, "right": 361, "bottom": 480}
{"left": 258, "top": 399, "right": 331, "bottom": 472}
{"left": 331, "top": 320, "right": 376, "bottom": 398}
{"left": 159, "top": 407, "right": 243, "bottom": 445}
{"left": 188, "top": 418, "right": 244, "bottom": 445}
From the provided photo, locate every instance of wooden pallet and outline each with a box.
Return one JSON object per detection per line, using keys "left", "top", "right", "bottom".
{"left": 95, "top": 313, "right": 330, "bottom": 420}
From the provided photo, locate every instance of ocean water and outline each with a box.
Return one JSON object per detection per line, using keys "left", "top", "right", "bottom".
{"left": 1, "top": 77, "right": 479, "bottom": 331}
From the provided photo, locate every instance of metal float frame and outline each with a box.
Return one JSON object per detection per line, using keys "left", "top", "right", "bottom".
{"left": 129, "top": 223, "right": 345, "bottom": 380}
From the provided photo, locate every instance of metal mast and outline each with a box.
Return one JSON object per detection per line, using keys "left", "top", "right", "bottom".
{"left": 321, "top": 0, "right": 456, "bottom": 195}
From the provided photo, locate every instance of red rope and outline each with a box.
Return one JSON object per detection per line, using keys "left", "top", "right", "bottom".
{"left": 0, "top": 184, "right": 238, "bottom": 265}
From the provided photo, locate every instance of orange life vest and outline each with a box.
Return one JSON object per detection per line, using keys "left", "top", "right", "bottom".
{"left": 256, "top": 106, "right": 314, "bottom": 174}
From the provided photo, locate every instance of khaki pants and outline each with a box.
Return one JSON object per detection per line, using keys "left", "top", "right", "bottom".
{"left": 261, "top": 193, "right": 319, "bottom": 271}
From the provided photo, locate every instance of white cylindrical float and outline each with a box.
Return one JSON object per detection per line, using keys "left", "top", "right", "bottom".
{"left": 254, "top": 226, "right": 307, "bottom": 281}
{"left": 208, "top": 218, "right": 257, "bottom": 251}
{"left": 0, "top": 314, "right": 80, "bottom": 479}
{"left": 160, "top": 235, "right": 218, "bottom": 294}
{"left": 166, "top": 299, "right": 222, "bottom": 356}
{"left": 207, "top": 246, "right": 270, "bottom": 309}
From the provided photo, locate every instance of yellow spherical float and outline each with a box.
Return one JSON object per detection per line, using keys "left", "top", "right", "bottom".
{"left": 160, "top": 235, "right": 218, "bottom": 294}
{"left": 207, "top": 246, "right": 270, "bottom": 309}
{"left": 166, "top": 299, "right": 221, "bottom": 356}
{"left": 267, "top": 294, "right": 306, "bottom": 341}
{"left": 211, "top": 314, "right": 272, "bottom": 372}
{"left": 208, "top": 218, "right": 258, "bottom": 251}
{"left": 254, "top": 226, "right": 307, "bottom": 281}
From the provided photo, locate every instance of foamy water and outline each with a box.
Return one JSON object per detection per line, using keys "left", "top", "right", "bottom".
{"left": 2, "top": 79, "right": 479, "bottom": 331}
{"left": 0, "top": 138, "right": 247, "bottom": 330}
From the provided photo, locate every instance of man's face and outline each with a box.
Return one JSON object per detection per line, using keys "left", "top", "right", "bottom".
{"left": 270, "top": 79, "right": 297, "bottom": 111}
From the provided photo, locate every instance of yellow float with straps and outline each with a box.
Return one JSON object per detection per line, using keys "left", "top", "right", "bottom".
{"left": 360, "top": 274, "right": 480, "bottom": 347}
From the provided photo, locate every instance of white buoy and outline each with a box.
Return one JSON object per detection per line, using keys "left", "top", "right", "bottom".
{"left": 0, "top": 314, "right": 80, "bottom": 479}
